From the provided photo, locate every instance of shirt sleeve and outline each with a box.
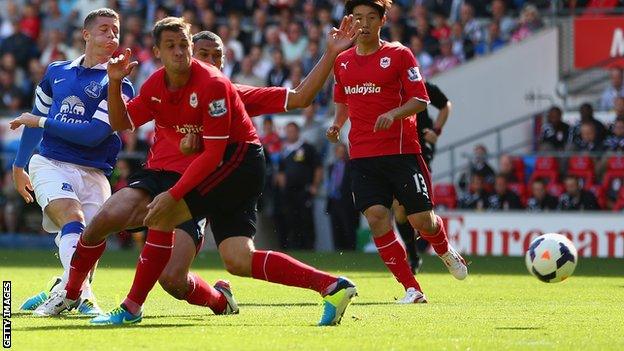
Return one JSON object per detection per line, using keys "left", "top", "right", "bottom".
{"left": 202, "top": 78, "right": 232, "bottom": 140}
{"left": 126, "top": 92, "right": 153, "bottom": 130}
{"left": 94, "top": 79, "right": 135, "bottom": 126}
{"left": 235, "top": 84, "right": 289, "bottom": 117}
{"left": 32, "top": 64, "right": 54, "bottom": 117}
{"left": 333, "top": 61, "right": 346, "bottom": 104}
{"left": 399, "top": 47, "right": 430, "bottom": 104}
{"left": 425, "top": 82, "right": 448, "bottom": 110}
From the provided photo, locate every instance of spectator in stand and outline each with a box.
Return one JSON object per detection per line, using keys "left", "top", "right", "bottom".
{"left": 19, "top": 3, "right": 41, "bottom": 41}
{"left": 487, "top": 175, "right": 523, "bottom": 210}
{"left": 301, "top": 40, "right": 322, "bottom": 75}
{"left": 281, "top": 22, "right": 308, "bottom": 64}
{"left": 539, "top": 105, "right": 570, "bottom": 151}
{"left": 0, "top": 69, "right": 23, "bottom": 113}
{"left": 526, "top": 178, "right": 558, "bottom": 211}
{"left": 431, "top": 38, "right": 461, "bottom": 75}
{"left": 300, "top": 103, "right": 327, "bottom": 157}
{"left": 120, "top": 130, "right": 150, "bottom": 156}
{"left": 266, "top": 49, "right": 290, "bottom": 87}
{"left": 276, "top": 122, "right": 323, "bottom": 250}
{"left": 511, "top": 4, "right": 543, "bottom": 43}
{"left": 260, "top": 117, "right": 283, "bottom": 159}
{"left": 0, "top": 18, "right": 39, "bottom": 71}
{"left": 217, "top": 24, "right": 244, "bottom": 62}
{"left": 66, "top": 29, "right": 85, "bottom": 61}
{"left": 459, "top": 3, "right": 482, "bottom": 44}
{"left": 568, "top": 102, "right": 607, "bottom": 147}
{"left": 326, "top": 143, "right": 358, "bottom": 251}
{"left": 42, "top": 0, "right": 69, "bottom": 35}
{"left": 558, "top": 175, "right": 600, "bottom": 211}
{"left": 498, "top": 154, "right": 520, "bottom": 182}
{"left": 284, "top": 63, "right": 304, "bottom": 90}
{"left": 221, "top": 47, "right": 240, "bottom": 78}
{"left": 471, "top": 144, "right": 496, "bottom": 182}
{"left": 612, "top": 96, "right": 624, "bottom": 123}
{"left": 415, "top": 16, "right": 439, "bottom": 56}
{"left": 599, "top": 68, "right": 624, "bottom": 111}
{"left": 490, "top": 0, "right": 516, "bottom": 40}
{"left": 604, "top": 118, "right": 624, "bottom": 152}
{"left": 431, "top": 10, "right": 451, "bottom": 40}
{"left": 566, "top": 122, "right": 604, "bottom": 156}
{"left": 450, "top": 21, "right": 474, "bottom": 61}
{"left": 39, "top": 29, "right": 71, "bottom": 66}
{"left": 458, "top": 174, "right": 492, "bottom": 210}
{"left": 409, "top": 35, "right": 434, "bottom": 76}
{"left": 233, "top": 56, "right": 264, "bottom": 87}
{"left": 475, "top": 21, "right": 507, "bottom": 56}
{"left": 21, "top": 58, "right": 44, "bottom": 109}
{"left": 250, "top": 8, "right": 268, "bottom": 46}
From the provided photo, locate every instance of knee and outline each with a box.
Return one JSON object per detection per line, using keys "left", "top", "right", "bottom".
{"left": 221, "top": 251, "right": 252, "bottom": 277}
{"left": 159, "top": 272, "right": 188, "bottom": 300}
{"left": 409, "top": 212, "right": 437, "bottom": 234}
{"left": 365, "top": 206, "right": 390, "bottom": 230}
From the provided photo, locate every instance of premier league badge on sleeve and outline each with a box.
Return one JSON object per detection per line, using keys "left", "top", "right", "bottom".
{"left": 407, "top": 66, "right": 422, "bottom": 82}
{"left": 209, "top": 99, "right": 227, "bottom": 117}
{"left": 380, "top": 56, "right": 391, "bottom": 68}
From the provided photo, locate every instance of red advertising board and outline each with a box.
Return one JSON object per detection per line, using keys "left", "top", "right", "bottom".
{"left": 574, "top": 16, "right": 624, "bottom": 68}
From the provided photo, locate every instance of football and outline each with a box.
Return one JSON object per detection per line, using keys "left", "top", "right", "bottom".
{"left": 525, "top": 233, "right": 578, "bottom": 283}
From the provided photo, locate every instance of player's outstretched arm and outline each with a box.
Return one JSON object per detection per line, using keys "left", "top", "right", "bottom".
{"left": 327, "top": 102, "right": 349, "bottom": 143}
{"left": 10, "top": 112, "right": 113, "bottom": 147}
{"left": 107, "top": 48, "right": 138, "bottom": 131}
{"left": 287, "top": 15, "right": 361, "bottom": 110}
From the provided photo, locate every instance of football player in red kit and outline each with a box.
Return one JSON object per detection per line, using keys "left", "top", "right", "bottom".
{"left": 40, "top": 17, "right": 359, "bottom": 327}
{"left": 327, "top": 0, "right": 468, "bottom": 304}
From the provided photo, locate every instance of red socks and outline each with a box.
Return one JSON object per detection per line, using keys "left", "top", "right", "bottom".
{"left": 124, "top": 229, "right": 174, "bottom": 314}
{"left": 373, "top": 230, "right": 421, "bottom": 292}
{"left": 184, "top": 273, "right": 226, "bottom": 314}
{"left": 251, "top": 250, "right": 337, "bottom": 295}
{"left": 66, "top": 238, "right": 106, "bottom": 300}
{"left": 420, "top": 215, "right": 449, "bottom": 255}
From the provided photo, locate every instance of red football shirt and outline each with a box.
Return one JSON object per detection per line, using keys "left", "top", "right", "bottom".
{"left": 126, "top": 59, "right": 259, "bottom": 175}
{"left": 333, "top": 41, "right": 430, "bottom": 159}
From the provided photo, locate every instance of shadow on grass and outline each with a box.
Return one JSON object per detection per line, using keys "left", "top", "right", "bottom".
{"left": 15, "top": 323, "right": 197, "bottom": 331}
{"left": 495, "top": 327, "right": 544, "bottom": 331}
{"left": 2, "top": 250, "right": 622, "bottom": 277}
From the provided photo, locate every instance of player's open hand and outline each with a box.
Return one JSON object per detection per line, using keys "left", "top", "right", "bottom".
{"left": 326, "top": 15, "right": 362, "bottom": 54}
{"left": 326, "top": 125, "right": 341, "bottom": 143}
{"left": 9, "top": 112, "right": 40, "bottom": 130}
{"left": 12, "top": 166, "right": 34, "bottom": 203}
{"left": 180, "top": 133, "right": 203, "bottom": 155}
{"left": 374, "top": 112, "right": 395, "bottom": 132}
{"left": 108, "top": 48, "right": 138, "bottom": 81}
{"left": 144, "top": 191, "right": 176, "bottom": 227}
{"left": 423, "top": 128, "right": 438, "bottom": 144}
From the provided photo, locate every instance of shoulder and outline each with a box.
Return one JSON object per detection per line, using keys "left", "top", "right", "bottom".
{"left": 384, "top": 41, "right": 411, "bottom": 56}
{"left": 139, "top": 68, "right": 165, "bottom": 94}
{"left": 336, "top": 47, "right": 356, "bottom": 62}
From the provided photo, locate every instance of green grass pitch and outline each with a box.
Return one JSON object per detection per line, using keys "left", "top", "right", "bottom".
{"left": 1, "top": 249, "right": 623, "bottom": 351}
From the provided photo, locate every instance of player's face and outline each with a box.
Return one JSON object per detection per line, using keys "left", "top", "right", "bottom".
{"left": 84, "top": 16, "right": 120, "bottom": 56}
{"left": 193, "top": 39, "right": 224, "bottom": 70}
{"left": 155, "top": 30, "right": 193, "bottom": 74}
{"left": 352, "top": 5, "right": 385, "bottom": 45}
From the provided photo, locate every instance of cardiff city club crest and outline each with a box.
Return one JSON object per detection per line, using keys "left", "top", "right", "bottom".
{"left": 190, "top": 92, "right": 198, "bottom": 108}
{"left": 380, "top": 56, "right": 391, "bottom": 68}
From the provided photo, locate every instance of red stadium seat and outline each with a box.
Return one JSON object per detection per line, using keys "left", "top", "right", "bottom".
{"left": 529, "top": 156, "right": 559, "bottom": 184}
{"left": 601, "top": 156, "right": 624, "bottom": 195}
{"left": 567, "top": 156, "right": 595, "bottom": 189}
{"left": 546, "top": 182, "right": 565, "bottom": 198}
{"left": 508, "top": 182, "right": 528, "bottom": 206}
{"left": 511, "top": 157, "right": 525, "bottom": 183}
{"left": 433, "top": 183, "right": 457, "bottom": 209}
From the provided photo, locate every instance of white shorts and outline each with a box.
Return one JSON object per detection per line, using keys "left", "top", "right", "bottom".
{"left": 28, "top": 154, "right": 112, "bottom": 233}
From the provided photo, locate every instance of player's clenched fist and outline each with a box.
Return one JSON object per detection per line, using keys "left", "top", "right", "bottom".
{"left": 326, "top": 125, "right": 341, "bottom": 143}
{"left": 180, "top": 133, "right": 203, "bottom": 155}
{"left": 108, "top": 47, "right": 138, "bottom": 81}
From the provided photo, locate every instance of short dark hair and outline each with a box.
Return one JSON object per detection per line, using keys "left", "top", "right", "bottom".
{"left": 152, "top": 17, "right": 191, "bottom": 47}
{"left": 192, "top": 31, "right": 223, "bottom": 46}
{"left": 286, "top": 122, "right": 300, "bottom": 131}
{"left": 83, "top": 8, "right": 119, "bottom": 29}
{"left": 345, "top": 0, "right": 392, "bottom": 18}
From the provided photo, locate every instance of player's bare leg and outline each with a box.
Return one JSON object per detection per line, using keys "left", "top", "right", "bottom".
{"left": 407, "top": 210, "right": 467, "bottom": 280}
{"left": 363, "top": 204, "right": 426, "bottom": 303}
{"left": 392, "top": 200, "right": 422, "bottom": 274}
{"left": 158, "top": 230, "right": 237, "bottom": 314}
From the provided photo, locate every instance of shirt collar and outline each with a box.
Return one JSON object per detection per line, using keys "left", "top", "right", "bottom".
{"left": 69, "top": 55, "right": 109, "bottom": 70}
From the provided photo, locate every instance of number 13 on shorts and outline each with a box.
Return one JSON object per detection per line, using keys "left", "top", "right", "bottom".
{"left": 413, "top": 173, "right": 429, "bottom": 199}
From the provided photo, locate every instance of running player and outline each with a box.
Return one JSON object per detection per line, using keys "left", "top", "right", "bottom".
{"left": 326, "top": 0, "right": 467, "bottom": 304}
{"left": 39, "top": 17, "right": 359, "bottom": 327}
{"left": 10, "top": 8, "right": 133, "bottom": 316}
